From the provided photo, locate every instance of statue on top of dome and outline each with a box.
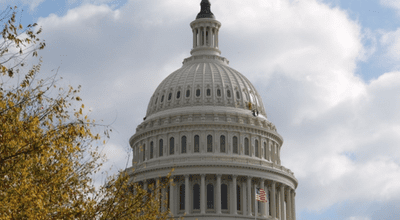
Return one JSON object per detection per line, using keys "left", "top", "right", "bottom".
{"left": 196, "top": 0, "right": 215, "bottom": 19}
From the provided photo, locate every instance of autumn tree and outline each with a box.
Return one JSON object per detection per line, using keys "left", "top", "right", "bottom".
{"left": 0, "top": 6, "right": 174, "bottom": 220}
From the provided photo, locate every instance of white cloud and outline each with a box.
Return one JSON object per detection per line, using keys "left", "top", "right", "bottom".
{"left": 31, "top": 0, "right": 400, "bottom": 218}
{"left": 380, "top": 28, "right": 400, "bottom": 66}
{"left": 380, "top": 0, "right": 400, "bottom": 12}
{"left": 0, "top": 0, "right": 46, "bottom": 11}
{"left": 347, "top": 217, "right": 371, "bottom": 220}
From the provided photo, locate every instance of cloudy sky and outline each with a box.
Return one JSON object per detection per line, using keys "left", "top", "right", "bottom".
{"left": 4, "top": 0, "right": 400, "bottom": 219}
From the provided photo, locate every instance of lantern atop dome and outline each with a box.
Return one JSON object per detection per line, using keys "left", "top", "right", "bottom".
{"left": 190, "top": 0, "right": 221, "bottom": 56}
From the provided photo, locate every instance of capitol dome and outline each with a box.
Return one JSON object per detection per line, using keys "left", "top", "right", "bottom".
{"left": 127, "top": 1, "right": 297, "bottom": 219}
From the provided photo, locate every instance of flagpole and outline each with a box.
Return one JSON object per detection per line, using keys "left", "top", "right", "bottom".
{"left": 255, "top": 188, "right": 257, "bottom": 220}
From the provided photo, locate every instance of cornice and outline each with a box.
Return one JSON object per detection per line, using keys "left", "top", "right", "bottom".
{"left": 126, "top": 161, "right": 298, "bottom": 188}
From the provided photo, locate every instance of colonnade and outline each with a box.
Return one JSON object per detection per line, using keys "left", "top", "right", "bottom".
{"left": 138, "top": 174, "right": 296, "bottom": 220}
{"left": 192, "top": 26, "right": 219, "bottom": 49}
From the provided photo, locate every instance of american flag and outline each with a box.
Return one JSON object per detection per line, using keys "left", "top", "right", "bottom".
{"left": 256, "top": 188, "right": 267, "bottom": 203}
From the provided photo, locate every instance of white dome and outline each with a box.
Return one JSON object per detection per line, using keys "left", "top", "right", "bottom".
{"left": 146, "top": 55, "right": 267, "bottom": 120}
{"left": 127, "top": 1, "right": 297, "bottom": 219}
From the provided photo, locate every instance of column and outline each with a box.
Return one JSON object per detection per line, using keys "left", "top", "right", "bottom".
{"left": 161, "top": 182, "right": 167, "bottom": 212}
{"left": 208, "top": 27, "right": 212, "bottom": 46}
{"left": 193, "top": 29, "right": 196, "bottom": 48}
{"left": 254, "top": 181, "right": 258, "bottom": 217}
{"left": 250, "top": 135, "right": 254, "bottom": 157}
{"left": 169, "top": 178, "right": 175, "bottom": 216}
{"left": 156, "top": 178, "right": 161, "bottom": 212}
{"left": 216, "top": 174, "right": 222, "bottom": 214}
{"left": 280, "top": 184, "right": 285, "bottom": 220}
{"left": 206, "top": 27, "right": 211, "bottom": 46}
{"left": 277, "top": 193, "right": 280, "bottom": 219}
{"left": 143, "top": 180, "right": 148, "bottom": 191}
{"left": 201, "top": 27, "right": 204, "bottom": 46}
{"left": 185, "top": 175, "right": 190, "bottom": 215}
{"left": 213, "top": 28, "right": 217, "bottom": 48}
{"left": 216, "top": 29, "right": 219, "bottom": 47}
{"left": 266, "top": 185, "right": 270, "bottom": 217}
{"left": 210, "top": 27, "right": 214, "bottom": 47}
{"left": 201, "top": 174, "right": 206, "bottom": 214}
{"left": 260, "top": 179, "right": 265, "bottom": 217}
{"left": 243, "top": 181, "right": 247, "bottom": 216}
{"left": 292, "top": 191, "right": 296, "bottom": 220}
{"left": 247, "top": 176, "right": 252, "bottom": 216}
{"left": 232, "top": 175, "right": 237, "bottom": 215}
{"left": 271, "top": 181, "right": 276, "bottom": 219}
{"left": 286, "top": 187, "right": 292, "bottom": 220}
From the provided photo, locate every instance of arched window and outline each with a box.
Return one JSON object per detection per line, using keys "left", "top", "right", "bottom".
{"left": 236, "top": 91, "right": 240, "bottom": 99}
{"left": 196, "top": 89, "right": 201, "bottom": 97}
{"left": 168, "top": 92, "right": 172, "bottom": 100}
{"left": 220, "top": 135, "right": 225, "bottom": 153}
{"left": 217, "top": 89, "right": 221, "bottom": 97}
{"left": 244, "top": 138, "right": 249, "bottom": 156}
{"left": 159, "top": 139, "right": 163, "bottom": 157}
{"left": 193, "top": 184, "right": 200, "bottom": 210}
{"left": 255, "top": 139, "right": 259, "bottom": 157}
{"left": 150, "top": 141, "right": 154, "bottom": 159}
{"left": 233, "top": 136, "right": 238, "bottom": 154}
{"left": 207, "top": 184, "right": 214, "bottom": 209}
{"left": 142, "top": 144, "right": 146, "bottom": 161}
{"left": 206, "top": 88, "right": 211, "bottom": 96}
{"left": 169, "top": 137, "right": 174, "bottom": 155}
{"left": 180, "top": 184, "right": 185, "bottom": 210}
{"left": 186, "top": 89, "right": 190, "bottom": 97}
{"left": 176, "top": 91, "right": 181, "bottom": 99}
{"left": 161, "top": 95, "right": 164, "bottom": 102}
{"left": 227, "top": 90, "right": 231, "bottom": 98}
{"left": 264, "top": 142, "right": 268, "bottom": 160}
{"left": 207, "top": 135, "right": 213, "bottom": 152}
{"left": 221, "top": 184, "right": 228, "bottom": 210}
{"left": 237, "top": 185, "right": 241, "bottom": 211}
{"left": 155, "top": 97, "right": 158, "bottom": 104}
{"left": 181, "top": 136, "right": 187, "bottom": 154}
{"left": 194, "top": 135, "right": 200, "bottom": 153}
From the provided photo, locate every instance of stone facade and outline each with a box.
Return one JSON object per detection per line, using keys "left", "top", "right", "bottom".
{"left": 126, "top": 1, "right": 298, "bottom": 219}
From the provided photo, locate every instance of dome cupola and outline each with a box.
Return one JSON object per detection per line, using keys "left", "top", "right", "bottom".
{"left": 190, "top": 0, "right": 221, "bottom": 56}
